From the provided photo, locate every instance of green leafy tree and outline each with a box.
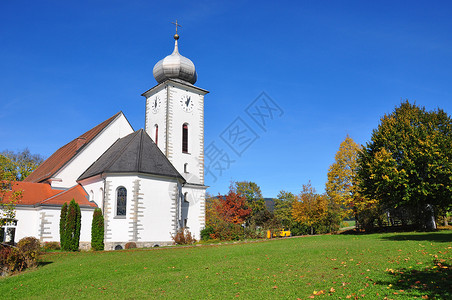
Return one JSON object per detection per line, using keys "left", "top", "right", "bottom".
{"left": 235, "top": 181, "right": 268, "bottom": 226}
{"left": 273, "top": 190, "right": 296, "bottom": 229}
{"left": 358, "top": 100, "right": 452, "bottom": 230}
{"left": 1, "top": 149, "right": 44, "bottom": 181}
{"left": 61, "top": 199, "right": 81, "bottom": 251}
{"left": 91, "top": 208, "right": 104, "bottom": 251}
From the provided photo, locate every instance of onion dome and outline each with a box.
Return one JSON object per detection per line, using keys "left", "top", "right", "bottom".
{"left": 153, "top": 34, "right": 197, "bottom": 85}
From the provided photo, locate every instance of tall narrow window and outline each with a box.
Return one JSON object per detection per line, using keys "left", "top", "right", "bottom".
{"left": 182, "top": 124, "right": 188, "bottom": 153}
{"left": 116, "top": 187, "right": 127, "bottom": 216}
{"left": 184, "top": 163, "right": 188, "bottom": 173}
{"left": 154, "top": 124, "right": 158, "bottom": 146}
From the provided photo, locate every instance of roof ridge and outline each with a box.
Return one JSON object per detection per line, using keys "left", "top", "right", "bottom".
{"left": 39, "top": 186, "right": 75, "bottom": 204}
{"left": 24, "top": 111, "right": 123, "bottom": 183}
{"left": 102, "top": 130, "right": 140, "bottom": 172}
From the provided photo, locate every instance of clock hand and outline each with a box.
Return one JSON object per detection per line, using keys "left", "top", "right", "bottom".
{"left": 185, "top": 97, "right": 191, "bottom": 106}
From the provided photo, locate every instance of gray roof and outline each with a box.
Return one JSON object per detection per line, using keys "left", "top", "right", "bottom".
{"left": 78, "top": 129, "right": 185, "bottom": 182}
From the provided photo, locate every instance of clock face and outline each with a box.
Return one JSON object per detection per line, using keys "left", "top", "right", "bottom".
{"left": 180, "top": 94, "right": 194, "bottom": 112}
{"left": 151, "top": 96, "right": 161, "bottom": 114}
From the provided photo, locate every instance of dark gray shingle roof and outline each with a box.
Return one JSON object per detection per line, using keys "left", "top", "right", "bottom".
{"left": 78, "top": 129, "right": 184, "bottom": 182}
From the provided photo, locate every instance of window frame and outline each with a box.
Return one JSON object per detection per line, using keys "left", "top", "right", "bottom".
{"left": 116, "top": 186, "right": 127, "bottom": 217}
{"left": 182, "top": 123, "right": 188, "bottom": 153}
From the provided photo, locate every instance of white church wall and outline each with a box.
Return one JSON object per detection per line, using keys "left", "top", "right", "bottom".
{"left": 12, "top": 205, "right": 94, "bottom": 247}
{"left": 181, "top": 185, "right": 206, "bottom": 240}
{"left": 80, "top": 176, "right": 105, "bottom": 210}
{"left": 51, "top": 114, "right": 134, "bottom": 189}
{"left": 13, "top": 207, "right": 39, "bottom": 241}
{"left": 138, "top": 176, "right": 177, "bottom": 243}
{"left": 103, "top": 174, "right": 178, "bottom": 249}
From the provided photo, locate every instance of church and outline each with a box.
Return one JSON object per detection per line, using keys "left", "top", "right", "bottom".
{"left": 2, "top": 31, "right": 208, "bottom": 250}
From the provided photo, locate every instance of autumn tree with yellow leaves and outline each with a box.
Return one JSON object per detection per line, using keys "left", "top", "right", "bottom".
{"left": 292, "top": 182, "right": 329, "bottom": 235}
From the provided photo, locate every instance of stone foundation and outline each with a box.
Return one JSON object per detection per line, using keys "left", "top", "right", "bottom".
{"left": 79, "top": 242, "right": 91, "bottom": 251}
{"left": 104, "top": 241, "right": 173, "bottom": 251}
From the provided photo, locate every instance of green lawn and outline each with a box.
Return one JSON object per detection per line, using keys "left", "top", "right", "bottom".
{"left": 1, "top": 230, "right": 451, "bottom": 299}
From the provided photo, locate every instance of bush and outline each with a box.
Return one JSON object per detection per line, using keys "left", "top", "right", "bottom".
{"left": 0, "top": 244, "right": 13, "bottom": 274}
{"left": 214, "top": 221, "right": 244, "bottom": 241}
{"left": 171, "top": 228, "right": 196, "bottom": 245}
{"left": 1, "top": 237, "right": 41, "bottom": 274}
{"left": 17, "top": 237, "right": 40, "bottom": 266}
{"left": 200, "top": 226, "right": 215, "bottom": 241}
{"left": 5, "top": 248, "right": 25, "bottom": 273}
{"left": 91, "top": 208, "right": 104, "bottom": 251}
{"left": 125, "top": 242, "right": 137, "bottom": 249}
{"left": 290, "top": 223, "right": 310, "bottom": 236}
{"left": 42, "top": 242, "right": 60, "bottom": 251}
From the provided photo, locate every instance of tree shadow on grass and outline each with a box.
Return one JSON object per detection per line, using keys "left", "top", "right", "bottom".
{"left": 37, "top": 261, "right": 52, "bottom": 267}
{"left": 376, "top": 260, "right": 452, "bottom": 299}
{"left": 380, "top": 231, "right": 452, "bottom": 243}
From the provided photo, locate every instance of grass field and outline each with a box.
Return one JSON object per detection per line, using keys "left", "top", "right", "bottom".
{"left": 1, "top": 230, "right": 451, "bottom": 299}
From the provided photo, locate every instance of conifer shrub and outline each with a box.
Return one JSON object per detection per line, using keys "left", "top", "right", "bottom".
{"left": 171, "top": 228, "right": 196, "bottom": 245}
{"left": 59, "top": 202, "right": 68, "bottom": 250}
{"left": 61, "top": 199, "right": 81, "bottom": 251}
{"left": 91, "top": 208, "right": 104, "bottom": 251}
{"left": 125, "top": 242, "right": 137, "bottom": 249}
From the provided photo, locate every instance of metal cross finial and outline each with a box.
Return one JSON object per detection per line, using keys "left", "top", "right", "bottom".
{"left": 172, "top": 20, "right": 182, "bottom": 34}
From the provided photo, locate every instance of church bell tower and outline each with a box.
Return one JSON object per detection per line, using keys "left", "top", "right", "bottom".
{"left": 142, "top": 27, "right": 208, "bottom": 188}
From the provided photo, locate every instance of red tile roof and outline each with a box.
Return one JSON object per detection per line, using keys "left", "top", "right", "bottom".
{"left": 41, "top": 184, "right": 96, "bottom": 207}
{"left": 1, "top": 181, "right": 60, "bottom": 205}
{"left": 24, "top": 112, "right": 122, "bottom": 183}
{"left": 1, "top": 181, "right": 96, "bottom": 208}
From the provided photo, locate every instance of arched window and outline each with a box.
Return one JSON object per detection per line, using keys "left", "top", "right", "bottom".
{"left": 89, "top": 190, "right": 94, "bottom": 202}
{"left": 184, "top": 192, "right": 189, "bottom": 203}
{"left": 154, "top": 124, "right": 158, "bottom": 146}
{"left": 184, "top": 163, "right": 188, "bottom": 173}
{"left": 116, "top": 187, "right": 127, "bottom": 216}
{"left": 182, "top": 124, "right": 188, "bottom": 153}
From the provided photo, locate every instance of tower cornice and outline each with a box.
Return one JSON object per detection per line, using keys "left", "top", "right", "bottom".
{"left": 141, "top": 78, "right": 209, "bottom": 98}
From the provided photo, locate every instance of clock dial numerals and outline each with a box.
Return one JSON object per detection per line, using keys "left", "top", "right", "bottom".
{"left": 151, "top": 96, "right": 161, "bottom": 114}
{"left": 180, "top": 95, "right": 194, "bottom": 112}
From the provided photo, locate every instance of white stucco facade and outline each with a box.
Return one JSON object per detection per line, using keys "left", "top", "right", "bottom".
{"left": 12, "top": 205, "right": 94, "bottom": 246}
{"left": 51, "top": 113, "right": 134, "bottom": 189}
{"left": 144, "top": 80, "right": 208, "bottom": 186}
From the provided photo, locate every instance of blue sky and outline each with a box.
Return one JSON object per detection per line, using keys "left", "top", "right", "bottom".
{"left": 1, "top": 1, "right": 452, "bottom": 197}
